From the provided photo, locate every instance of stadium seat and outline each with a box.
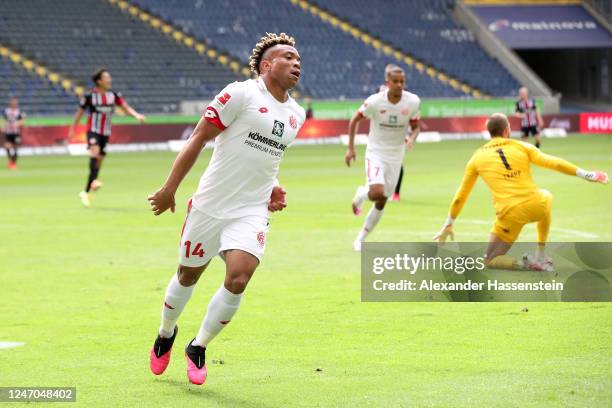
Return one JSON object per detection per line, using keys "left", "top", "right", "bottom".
{"left": 0, "top": 0, "right": 241, "bottom": 114}
{"left": 307, "top": 0, "right": 520, "bottom": 96}
{"left": 0, "top": 55, "right": 75, "bottom": 115}
{"left": 131, "top": 0, "right": 465, "bottom": 99}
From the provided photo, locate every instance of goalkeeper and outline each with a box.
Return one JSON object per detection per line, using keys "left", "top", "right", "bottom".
{"left": 433, "top": 113, "right": 608, "bottom": 271}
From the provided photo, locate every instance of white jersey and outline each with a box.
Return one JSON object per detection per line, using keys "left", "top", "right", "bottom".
{"left": 358, "top": 90, "right": 420, "bottom": 163}
{"left": 194, "top": 79, "right": 305, "bottom": 219}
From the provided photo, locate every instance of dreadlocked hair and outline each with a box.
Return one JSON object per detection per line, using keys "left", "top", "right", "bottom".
{"left": 249, "top": 32, "right": 296, "bottom": 75}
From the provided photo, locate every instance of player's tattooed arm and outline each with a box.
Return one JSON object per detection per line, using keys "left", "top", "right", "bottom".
{"left": 345, "top": 110, "right": 365, "bottom": 167}
{"left": 68, "top": 107, "right": 85, "bottom": 141}
{"left": 536, "top": 110, "right": 544, "bottom": 129}
{"left": 120, "top": 102, "right": 146, "bottom": 123}
{"left": 148, "top": 117, "right": 222, "bottom": 216}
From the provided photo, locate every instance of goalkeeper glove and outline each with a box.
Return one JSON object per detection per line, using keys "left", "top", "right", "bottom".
{"left": 577, "top": 169, "right": 609, "bottom": 184}
{"left": 433, "top": 216, "right": 455, "bottom": 243}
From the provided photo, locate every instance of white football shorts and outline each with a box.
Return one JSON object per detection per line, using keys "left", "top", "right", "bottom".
{"left": 179, "top": 200, "right": 270, "bottom": 267}
{"left": 364, "top": 153, "right": 403, "bottom": 198}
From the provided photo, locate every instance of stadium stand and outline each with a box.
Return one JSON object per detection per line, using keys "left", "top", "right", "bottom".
{"left": 588, "top": 0, "right": 612, "bottom": 19}
{"left": 307, "top": 0, "right": 519, "bottom": 97}
{"left": 0, "top": 54, "right": 76, "bottom": 115}
{"left": 129, "top": 0, "right": 468, "bottom": 99}
{"left": 0, "top": 0, "right": 526, "bottom": 115}
{"left": 0, "top": 0, "right": 241, "bottom": 114}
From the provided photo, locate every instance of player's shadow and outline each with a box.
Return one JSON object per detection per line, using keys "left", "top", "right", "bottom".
{"left": 154, "top": 378, "right": 274, "bottom": 408}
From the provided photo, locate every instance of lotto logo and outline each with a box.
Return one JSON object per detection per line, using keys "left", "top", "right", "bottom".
{"left": 217, "top": 92, "right": 231, "bottom": 105}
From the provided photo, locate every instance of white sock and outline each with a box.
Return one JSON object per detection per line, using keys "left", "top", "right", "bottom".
{"left": 159, "top": 273, "right": 195, "bottom": 338}
{"left": 193, "top": 284, "right": 243, "bottom": 347}
{"left": 357, "top": 185, "right": 368, "bottom": 201}
{"left": 357, "top": 207, "right": 384, "bottom": 241}
{"left": 536, "top": 245, "right": 546, "bottom": 261}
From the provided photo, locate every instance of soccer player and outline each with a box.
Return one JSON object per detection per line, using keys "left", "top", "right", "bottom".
{"left": 147, "top": 33, "right": 304, "bottom": 385}
{"left": 378, "top": 65, "right": 404, "bottom": 202}
{"left": 68, "top": 68, "right": 145, "bottom": 207}
{"left": 515, "top": 86, "right": 544, "bottom": 148}
{"left": 2, "top": 97, "right": 25, "bottom": 169}
{"left": 345, "top": 64, "right": 420, "bottom": 251}
{"left": 433, "top": 113, "right": 608, "bottom": 270}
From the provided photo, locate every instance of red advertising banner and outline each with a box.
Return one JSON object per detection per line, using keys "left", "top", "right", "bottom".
{"left": 22, "top": 124, "right": 196, "bottom": 147}
{"left": 298, "top": 114, "right": 580, "bottom": 136}
{"left": 579, "top": 112, "right": 612, "bottom": 133}
{"left": 17, "top": 114, "right": 583, "bottom": 147}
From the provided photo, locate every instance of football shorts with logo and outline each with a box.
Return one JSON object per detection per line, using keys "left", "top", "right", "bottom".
{"left": 364, "top": 152, "right": 403, "bottom": 198}
{"left": 87, "top": 132, "right": 110, "bottom": 155}
{"left": 492, "top": 189, "right": 552, "bottom": 243}
{"left": 179, "top": 200, "right": 270, "bottom": 267}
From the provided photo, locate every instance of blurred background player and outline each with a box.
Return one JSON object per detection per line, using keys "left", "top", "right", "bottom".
{"left": 69, "top": 68, "right": 145, "bottom": 207}
{"left": 378, "top": 64, "right": 405, "bottom": 202}
{"left": 515, "top": 86, "right": 544, "bottom": 148}
{"left": 345, "top": 64, "right": 420, "bottom": 251}
{"left": 147, "top": 33, "right": 304, "bottom": 385}
{"left": 2, "top": 97, "right": 25, "bottom": 169}
{"left": 434, "top": 113, "right": 608, "bottom": 271}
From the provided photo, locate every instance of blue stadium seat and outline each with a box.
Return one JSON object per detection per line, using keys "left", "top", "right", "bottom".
{"left": 0, "top": 0, "right": 241, "bottom": 114}
{"left": 307, "top": 0, "right": 520, "bottom": 96}
{"left": 132, "top": 0, "right": 464, "bottom": 99}
{"left": 0, "top": 56, "right": 75, "bottom": 115}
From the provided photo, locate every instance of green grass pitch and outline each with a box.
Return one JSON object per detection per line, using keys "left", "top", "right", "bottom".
{"left": 1, "top": 135, "right": 611, "bottom": 407}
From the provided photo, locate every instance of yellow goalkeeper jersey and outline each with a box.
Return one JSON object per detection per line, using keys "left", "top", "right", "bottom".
{"left": 449, "top": 138, "right": 577, "bottom": 218}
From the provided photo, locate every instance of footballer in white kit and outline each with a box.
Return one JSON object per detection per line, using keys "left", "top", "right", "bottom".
{"left": 345, "top": 65, "right": 420, "bottom": 251}
{"left": 147, "top": 33, "right": 304, "bottom": 386}
{"left": 182, "top": 76, "right": 303, "bottom": 266}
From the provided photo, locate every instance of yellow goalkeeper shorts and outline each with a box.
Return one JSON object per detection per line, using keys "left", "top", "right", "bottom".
{"left": 492, "top": 189, "right": 552, "bottom": 243}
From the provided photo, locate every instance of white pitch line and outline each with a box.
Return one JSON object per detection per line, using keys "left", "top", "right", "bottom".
{"left": 549, "top": 227, "right": 599, "bottom": 239}
{"left": 0, "top": 342, "right": 25, "bottom": 349}
{"left": 452, "top": 218, "right": 600, "bottom": 239}
{"left": 0, "top": 223, "right": 175, "bottom": 232}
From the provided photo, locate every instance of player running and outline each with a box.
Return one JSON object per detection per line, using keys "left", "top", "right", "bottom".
{"left": 147, "top": 33, "right": 304, "bottom": 385}
{"left": 433, "top": 113, "right": 608, "bottom": 270}
{"left": 515, "top": 86, "right": 544, "bottom": 148}
{"left": 2, "top": 98, "right": 25, "bottom": 170}
{"left": 68, "top": 68, "right": 145, "bottom": 207}
{"left": 345, "top": 64, "right": 420, "bottom": 251}
{"left": 378, "top": 65, "right": 404, "bottom": 202}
